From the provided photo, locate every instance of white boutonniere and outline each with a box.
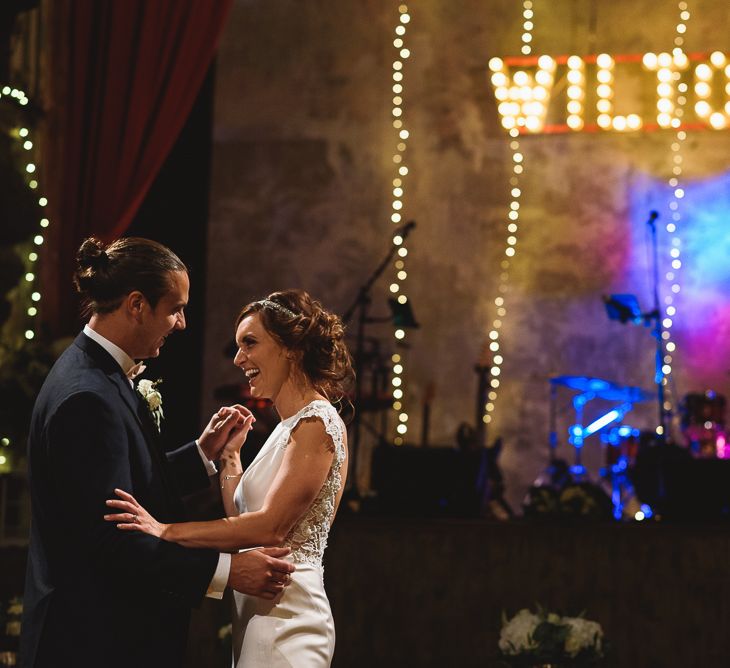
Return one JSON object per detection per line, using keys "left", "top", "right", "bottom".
{"left": 137, "top": 378, "right": 164, "bottom": 432}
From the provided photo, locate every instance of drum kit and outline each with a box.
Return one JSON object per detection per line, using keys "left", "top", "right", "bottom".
{"left": 544, "top": 211, "right": 729, "bottom": 520}
{"left": 548, "top": 375, "right": 650, "bottom": 518}
{"left": 548, "top": 374, "right": 728, "bottom": 519}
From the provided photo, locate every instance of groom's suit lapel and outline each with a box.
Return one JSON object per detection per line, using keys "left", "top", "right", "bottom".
{"left": 74, "top": 333, "right": 179, "bottom": 508}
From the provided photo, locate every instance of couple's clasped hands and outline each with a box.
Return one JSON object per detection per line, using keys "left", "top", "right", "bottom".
{"left": 103, "top": 404, "right": 296, "bottom": 599}
{"left": 104, "top": 403, "right": 252, "bottom": 536}
{"left": 198, "top": 403, "right": 256, "bottom": 462}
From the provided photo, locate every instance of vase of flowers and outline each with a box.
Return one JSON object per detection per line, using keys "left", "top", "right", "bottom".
{"left": 496, "top": 606, "right": 606, "bottom": 667}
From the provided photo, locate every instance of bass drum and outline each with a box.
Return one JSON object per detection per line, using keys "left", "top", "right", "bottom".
{"left": 680, "top": 391, "right": 727, "bottom": 458}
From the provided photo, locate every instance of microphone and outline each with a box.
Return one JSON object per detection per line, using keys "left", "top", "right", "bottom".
{"left": 647, "top": 210, "right": 659, "bottom": 224}
{"left": 395, "top": 220, "right": 416, "bottom": 239}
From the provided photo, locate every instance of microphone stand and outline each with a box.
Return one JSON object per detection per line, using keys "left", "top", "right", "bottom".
{"left": 342, "top": 222, "right": 415, "bottom": 502}
{"left": 647, "top": 212, "right": 669, "bottom": 442}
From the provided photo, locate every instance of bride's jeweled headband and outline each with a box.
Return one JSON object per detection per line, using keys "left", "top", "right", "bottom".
{"left": 257, "top": 299, "right": 296, "bottom": 318}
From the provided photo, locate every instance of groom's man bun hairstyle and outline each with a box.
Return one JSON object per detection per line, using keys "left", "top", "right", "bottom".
{"left": 74, "top": 237, "right": 187, "bottom": 318}
{"left": 237, "top": 289, "right": 355, "bottom": 401}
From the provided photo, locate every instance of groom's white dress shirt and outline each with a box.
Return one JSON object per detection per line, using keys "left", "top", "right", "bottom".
{"left": 83, "top": 324, "right": 230, "bottom": 597}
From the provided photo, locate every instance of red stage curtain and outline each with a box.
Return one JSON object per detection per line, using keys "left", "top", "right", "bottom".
{"left": 42, "top": 0, "right": 233, "bottom": 335}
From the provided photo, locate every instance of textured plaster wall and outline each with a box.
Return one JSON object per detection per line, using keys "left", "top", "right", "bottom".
{"left": 203, "top": 0, "right": 730, "bottom": 509}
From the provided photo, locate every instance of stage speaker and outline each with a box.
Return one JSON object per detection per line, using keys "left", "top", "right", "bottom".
{"left": 368, "top": 445, "right": 484, "bottom": 518}
{"left": 633, "top": 444, "right": 730, "bottom": 522}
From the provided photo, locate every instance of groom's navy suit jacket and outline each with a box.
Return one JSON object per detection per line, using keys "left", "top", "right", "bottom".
{"left": 20, "top": 332, "right": 219, "bottom": 668}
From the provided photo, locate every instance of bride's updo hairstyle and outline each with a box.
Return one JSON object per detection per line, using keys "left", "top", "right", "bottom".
{"left": 237, "top": 289, "right": 354, "bottom": 400}
{"left": 73, "top": 237, "right": 187, "bottom": 318}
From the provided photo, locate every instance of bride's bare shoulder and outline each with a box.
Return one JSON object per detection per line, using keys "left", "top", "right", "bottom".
{"left": 289, "top": 414, "right": 336, "bottom": 454}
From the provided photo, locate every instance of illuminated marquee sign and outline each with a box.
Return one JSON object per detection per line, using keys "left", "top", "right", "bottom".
{"left": 489, "top": 51, "right": 730, "bottom": 133}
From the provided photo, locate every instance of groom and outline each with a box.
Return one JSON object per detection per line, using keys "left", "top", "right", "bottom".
{"left": 20, "top": 237, "right": 295, "bottom": 668}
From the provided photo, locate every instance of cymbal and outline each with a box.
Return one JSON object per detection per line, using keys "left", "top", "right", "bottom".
{"left": 550, "top": 375, "right": 654, "bottom": 403}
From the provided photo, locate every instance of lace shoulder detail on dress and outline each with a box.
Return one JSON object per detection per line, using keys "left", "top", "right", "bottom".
{"left": 280, "top": 400, "right": 346, "bottom": 464}
{"left": 281, "top": 400, "right": 346, "bottom": 566}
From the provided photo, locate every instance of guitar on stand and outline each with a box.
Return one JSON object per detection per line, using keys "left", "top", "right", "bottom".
{"left": 474, "top": 344, "right": 491, "bottom": 449}
{"left": 420, "top": 382, "right": 435, "bottom": 447}
{"left": 474, "top": 343, "right": 512, "bottom": 519}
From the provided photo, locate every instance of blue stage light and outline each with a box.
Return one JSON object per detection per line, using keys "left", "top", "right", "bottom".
{"left": 584, "top": 409, "right": 621, "bottom": 437}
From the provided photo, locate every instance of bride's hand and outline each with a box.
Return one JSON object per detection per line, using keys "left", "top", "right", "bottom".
{"left": 198, "top": 404, "right": 255, "bottom": 460}
{"left": 220, "top": 414, "right": 255, "bottom": 459}
{"left": 104, "top": 489, "right": 169, "bottom": 538}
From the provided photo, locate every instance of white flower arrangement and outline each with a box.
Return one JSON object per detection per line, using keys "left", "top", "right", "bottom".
{"left": 498, "top": 608, "right": 541, "bottom": 654}
{"left": 497, "top": 606, "right": 605, "bottom": 667}
{"left": 563, "top": 617, "right": 604, "bottom": 658}
{"left": 137, "top": 378, "right": 164, "bottom": 432}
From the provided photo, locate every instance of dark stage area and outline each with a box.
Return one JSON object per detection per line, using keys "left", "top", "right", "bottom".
{"left": 4, "top": 516, "right": 730, "bottom": 667}
{"left": 328, "top": 518, "right": 730, "bottom": 668}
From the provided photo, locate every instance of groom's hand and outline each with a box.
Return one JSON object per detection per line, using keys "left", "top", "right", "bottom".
{"left": 198, "top": 404, "right": 253, "bottom": 460}
{"left": 228, "top": 547, "right": 296, "bottom": 599}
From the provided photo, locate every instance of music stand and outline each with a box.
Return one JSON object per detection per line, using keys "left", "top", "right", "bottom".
{"left": 604, "top": 294, "right": 642, "bottom": 325}
{"left": 388, "top": 298, "right": 420, "bottom": 329}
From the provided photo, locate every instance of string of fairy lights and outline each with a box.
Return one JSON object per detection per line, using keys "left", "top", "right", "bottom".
{"left": 0, "top": 84, "right": 49, "bottom": 461}
{"left": 520, "top": 0, "right": 535, "bottom": 56}
{"left": 1, "top": 86, "right": 47, "bottom": 342}
{"left": 390, "top": 4, "right": 412, "bottom": 445}
{"left": 655, "top": 1, "right": 691, "bottom": 435}
{"left": 481, "top": 0, "right": 541, "bottom": 428}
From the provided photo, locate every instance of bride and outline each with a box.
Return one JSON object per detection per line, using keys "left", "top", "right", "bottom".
{"left": 105, "top": 289, "right": 354, "bottom": 667}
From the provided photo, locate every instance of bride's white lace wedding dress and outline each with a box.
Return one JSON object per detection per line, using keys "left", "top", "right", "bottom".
{"left": 231, "top": 399, "right": 346, "bottom": 667}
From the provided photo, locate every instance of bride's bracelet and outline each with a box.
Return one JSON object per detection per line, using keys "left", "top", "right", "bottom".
{"left": 221, "top": 472, "right": 243, "bottom": 490}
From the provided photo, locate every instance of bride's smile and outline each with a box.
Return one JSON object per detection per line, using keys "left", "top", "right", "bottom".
{"left": 234, "top": 313, "right": 292, "bottom": 404}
